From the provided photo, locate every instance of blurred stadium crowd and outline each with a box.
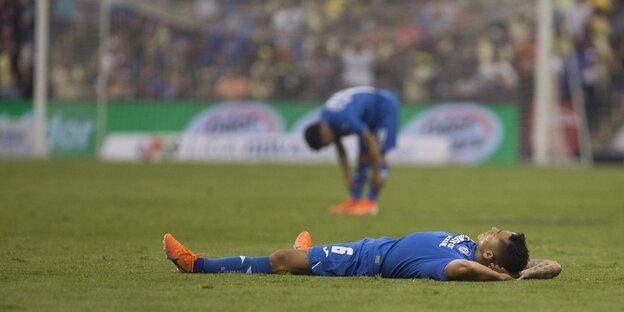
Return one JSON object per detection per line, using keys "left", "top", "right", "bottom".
{"left": 1, "top": 0, "right": 623, "bottom": 113}
{"left": 0, "top": 0, "right": 619, "bottom": 100}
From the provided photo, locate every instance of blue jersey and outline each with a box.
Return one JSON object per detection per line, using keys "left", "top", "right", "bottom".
{"left": 320, "top": 86, "right": 399, "bottom": 154}
{"left": 380, "top": 232, "right": 477, "bottom": 280}
{"left": 308, "top": 232, "right": 476, "bottom": 281}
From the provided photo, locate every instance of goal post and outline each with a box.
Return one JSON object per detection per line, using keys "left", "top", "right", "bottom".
{"left": 96, "top": 0, "right": 112, "bottom": 155}
{"left": 34, "top": 0, "right": 49, "bottom": 158}
{"left": 532, "top": 0, "right": 555, "bottom": 166}
{"left": 533, "top": 0, "right": 594, "bottom": 166}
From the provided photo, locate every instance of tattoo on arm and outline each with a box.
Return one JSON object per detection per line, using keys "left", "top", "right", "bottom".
{"left": 520, "top": 259, "right": 562, "bottom": 279}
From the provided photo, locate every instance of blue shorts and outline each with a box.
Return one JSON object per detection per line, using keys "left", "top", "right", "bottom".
{"left": 359, "top": 91, "right": 399, "bottom": 155}
{"left": 308, "top": 238, "right": 384, "bottom": 276}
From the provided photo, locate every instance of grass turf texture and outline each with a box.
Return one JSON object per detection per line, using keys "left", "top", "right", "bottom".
{"left": 1, "top": 160, "right": 623, "bottom": 311}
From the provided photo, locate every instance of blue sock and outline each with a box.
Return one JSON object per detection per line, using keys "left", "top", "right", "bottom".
{"left": 193, "top": 256, "right": 272, "bottom": 274}
{"left": 350, "top": 163, "right": 370, "bottom": 199}
{"left": 367, "top": 162, "right": 389, "bottom": 201}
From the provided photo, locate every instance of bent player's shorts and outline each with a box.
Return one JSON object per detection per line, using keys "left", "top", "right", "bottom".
{"left": 359, "top": 90, "right": 399, "bottom": 155}
{"left": 308, "top": 238, "right": 382, "bottom": 276}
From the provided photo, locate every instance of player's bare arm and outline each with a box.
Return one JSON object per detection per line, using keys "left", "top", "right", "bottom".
{"left": 517, "top": 259, "right": 562, "bottom": 279}
{"left": 444, "top": 259, "right": 514, "bottom": 281}
{"left": 361, "top": 130, "right": 383, "bottom": 189}
{"left": 334, "top": 139, "right": 351, "bottom": 190}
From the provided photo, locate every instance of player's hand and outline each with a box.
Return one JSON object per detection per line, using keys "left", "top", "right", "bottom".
{"left": 489, "top": 263, "right": 518, "bottom": 280}
{"left": 516, "top": 270, "right": 531, "bottom": 280}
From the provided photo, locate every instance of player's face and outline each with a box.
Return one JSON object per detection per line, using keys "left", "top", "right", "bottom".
{"left": 319, "top": 123, "right": 335, "bottom": 147}
{"left": 477, "top": 227, "right": 514, "bottom": 248}
{"left": 320, "top": 134, "right": 333, "bottom": 147}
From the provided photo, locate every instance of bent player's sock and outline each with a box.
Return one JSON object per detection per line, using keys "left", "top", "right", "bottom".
{"left": 367, "top": 162, "right": 389, "bottom": 201}
{"left": 193, "top": 256, "right": 272, "bottom": 274}
{"left": 350, "top": 163, "right": 370, "bottom": 199}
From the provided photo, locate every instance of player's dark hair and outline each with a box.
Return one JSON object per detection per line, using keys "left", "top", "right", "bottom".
{"left": 498, "top": 233, "right": 529, "bottom": 274}
{"left": 304, "top": 122, "right": 323, "bottom": 150}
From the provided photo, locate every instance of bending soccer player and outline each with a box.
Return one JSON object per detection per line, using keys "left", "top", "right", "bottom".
{"left": 304, "top": 86, "right": 400, "bottom": 215}
{"left": 163, "top": 227, "right": 562, "bottom": 281}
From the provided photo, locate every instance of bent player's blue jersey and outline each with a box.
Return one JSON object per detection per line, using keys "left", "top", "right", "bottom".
{"left": 320, "top": 86, "right": 399, "bottom": 154}
{"left": 308, "top": 232, "right": 476, "bottom": 281}
{"left": 379, "top": 232, "right": 477, "bottom": 280}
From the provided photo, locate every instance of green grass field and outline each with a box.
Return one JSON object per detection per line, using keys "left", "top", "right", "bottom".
{"left": 1, "top": 160, "right": 623, "bottom": 311}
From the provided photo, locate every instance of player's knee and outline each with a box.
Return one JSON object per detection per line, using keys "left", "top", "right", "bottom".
{"left": 269, "top": 249, "right": 292, "bottom": 272}
{"left": 269, "top": 249, "right": 309, "bottom": 274}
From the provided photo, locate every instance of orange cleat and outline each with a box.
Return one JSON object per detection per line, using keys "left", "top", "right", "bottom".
{"left": 293, "top": 231, "right": 312, "bottom": 250}
{"left": 345, "top": 199, "right": 379, "bottom": 216}
{"left": 328, "top": 198, "right": 358, "bottom": 214}
{"left": 163, "top": 233, "right": 198, "bottom": 273}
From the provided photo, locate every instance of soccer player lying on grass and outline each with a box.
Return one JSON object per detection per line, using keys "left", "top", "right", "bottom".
{"left": 164, "top": 227, "right": 561, "bottom": 281}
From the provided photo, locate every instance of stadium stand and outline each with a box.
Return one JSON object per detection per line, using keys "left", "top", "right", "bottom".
{"left": 1, "top": 0, "right": 623, "bottom": 158}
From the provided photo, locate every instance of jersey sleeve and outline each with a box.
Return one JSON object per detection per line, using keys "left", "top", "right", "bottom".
{"left": 417, "top": 258, "right": 456, "bottom": 281}
{"left": 323, "top": 109, "right": 367, "bottom": 138}
{"left": 348, "top": 114, "right": 367, "bottom": 137}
